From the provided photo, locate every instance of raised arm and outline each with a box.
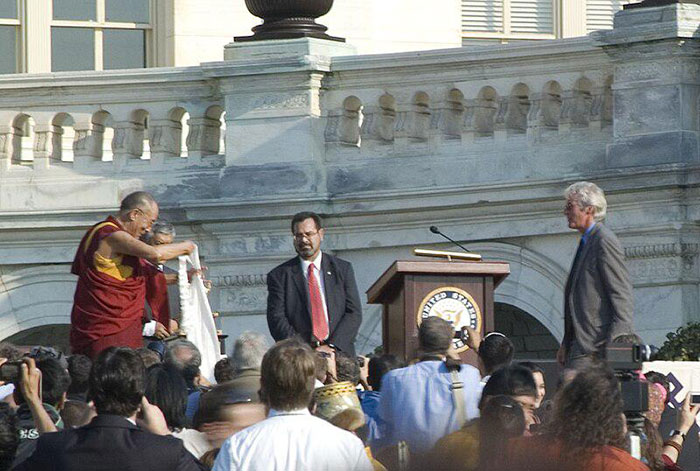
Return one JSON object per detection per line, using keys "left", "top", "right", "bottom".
{"left": 104, "top": 232, "right": 194, "bottom": 264}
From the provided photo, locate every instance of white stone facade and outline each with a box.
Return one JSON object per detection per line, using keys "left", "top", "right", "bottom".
{"left": 0, "top": 3, "right": 698, "bottom": 355}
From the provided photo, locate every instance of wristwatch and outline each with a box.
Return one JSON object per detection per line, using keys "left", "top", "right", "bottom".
{"left": 670, "top": 429, "right": 686, "bottom": 441}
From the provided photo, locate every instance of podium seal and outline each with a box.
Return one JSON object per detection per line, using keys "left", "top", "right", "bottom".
{"left": 417, "top": 286, "right": 482, "bottom": 352}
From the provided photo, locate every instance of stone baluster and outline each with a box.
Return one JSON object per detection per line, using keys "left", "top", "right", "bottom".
{"left": 0, "top": 125, "right": 13, "bottom": 171}
{"left": 461, "top": 99, "right": 477, "bottom": 144}
{"left": 73, "top": 119, "right": 105, "bottom": 168}
{"left": 493, "top": 97, "right": 510, "bottom": 141}
{"left": 32, "top": 123, "right": 61, "bottom": 171}
{"left": 588, "top": 86, "right": 611, "bottom": 132}
{"left": 112, "top": 120, "right": 145, "bottom": 167}
{"left": 557, "top": 91, "right": 575, "bottom": 134}
{"left": 526, "top": 93, "right": 545, "bottom": 141}
{"left": 324, "top": 109, "right": 343, "bottom": 145}
{"left": 149, "top": 119, "right": 183, "bottom": 165}
{"left": 186, "top": 116, "right": 221, "bottom": 160}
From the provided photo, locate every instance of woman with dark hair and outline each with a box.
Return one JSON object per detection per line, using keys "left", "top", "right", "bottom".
{"left": 507, "top": 365, "right": 648, "bottom": 471}
{"left": 145, "top": 363, "right": 212, "bottom": 459}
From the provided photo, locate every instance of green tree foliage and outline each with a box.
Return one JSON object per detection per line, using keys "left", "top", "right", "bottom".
{"left": 654, "top": 322, "right": 700, "bottom": 361}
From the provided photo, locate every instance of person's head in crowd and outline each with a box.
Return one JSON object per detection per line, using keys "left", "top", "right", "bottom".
{"left": 418, "top": 317, "right": 454, "bottom": 357}
{"left": 0, "top": 342, "right": 22, "bottom": 362}
{"left": 194, "top": 382, "right": 265, "bottom": 447}
{"left": 230, "top": 331, "right": 269, "bottom": 374}
{"left": 60, "top": 400, "right": 95, "bottom": 429}
{"left": 367, "top": 354, "right": 403, "bottom": 392}
{"left": 259, "top": 339, "right": 316, "bottom": 412}
{"left": 518, "top": 361, "right": 546, "bottom": 408}
{"left": 89, "top": 347, "right": 145, "bottom": 418}
{"left": 0, "top": 403, "right": 18, "bottom": 471}
{"left": 479, "top": 395, "right": 526, "bottom": 471}
{"left": 14, "top": 357, "right": 71, "bottom": 410}
{"left": 145, "top": 363, "right": 187, "bottom": 431}
{"left": 66, "top": 354, "right": 92, "bottom": 401}
{"left": 141, "top": 221, "right": 176, "bottom": 246}
{"left": 481, "top": 365, "right": 537, "bottom": 430}
{"left": 136, "top": 347, "right": 162, "bottom": 370}
{"left": 546, "top": 365, "right": 626, "bottom": 458}
{"left": 478, "top": 332, "right": 514, "bottom": 376}
{"left": 335, "top": 353, "right": 360, "bottom": 385}
{"left": 214, "top": 358, "right": 236, "bottom": 384}
{"left": 164, "top": 339, "right": 202, "bottom": 390}
{"left": 199, "top": 448, "right": 220, "bottom": 469}
{"left": 644, "top": 371, "right": 670, "bottom": 405}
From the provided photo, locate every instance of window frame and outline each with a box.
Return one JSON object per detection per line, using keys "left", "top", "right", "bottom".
{"left": 461, "top": 0, "right": 560, "bottom": 43}
{"left": 50, "top": 0, "right": 154, "bottom": 71}
{"left": 0, "top": 0, "right": 21, "bottom": 74}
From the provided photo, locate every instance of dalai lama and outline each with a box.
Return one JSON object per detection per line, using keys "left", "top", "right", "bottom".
{"left": 69, "top": 191, "right": 194, "bottom": 358}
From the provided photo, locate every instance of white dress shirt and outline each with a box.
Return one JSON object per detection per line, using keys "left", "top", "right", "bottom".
{"left": 300, "top": 252, "right": 330, "bottom": 332}
{"left": 212, "top": 408, "right": 372, "bottom": 471}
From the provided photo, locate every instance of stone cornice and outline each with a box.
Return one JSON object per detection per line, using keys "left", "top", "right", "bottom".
{"left": 625, "top": 243, "right": 700, "bottom": 259}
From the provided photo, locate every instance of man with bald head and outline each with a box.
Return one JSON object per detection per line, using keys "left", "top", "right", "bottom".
{"left": 70, "top": 191, "right": 194, "bottom": 358}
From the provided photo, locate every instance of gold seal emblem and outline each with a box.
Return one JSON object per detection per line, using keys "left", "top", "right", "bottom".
{"left": 417, "top": 286, "right": 482, "bottom": 352}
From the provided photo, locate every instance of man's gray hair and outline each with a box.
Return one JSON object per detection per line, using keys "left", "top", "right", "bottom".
{"left": 231, "top": 331, "right": 270, "bottom": 373}
{"left": 164, "top": 339, "right": 201, "bottom": 387}
{"left": 151, "top": 221, "right": 176, "bottom": 238}
{"left": 565, "top": 181, "right": 607, "bottom": 221}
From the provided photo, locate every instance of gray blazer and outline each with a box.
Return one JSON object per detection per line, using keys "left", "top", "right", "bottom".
{"left": 563, "top": 223, "right": 635, "bottom": 358}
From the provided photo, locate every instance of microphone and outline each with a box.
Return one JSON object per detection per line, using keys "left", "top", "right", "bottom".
{"left": 429, "top": 226, "right": 472, "bottom": 253}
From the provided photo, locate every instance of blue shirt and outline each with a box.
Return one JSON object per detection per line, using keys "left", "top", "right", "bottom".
{"left": 377, "top": 360, "right": 481, "bottom": 453}
{"left": 581, "top": 221, "right": 596, "bottom": 244}
{"left": 357, "top": 390, "right": 387, "bottom": 450}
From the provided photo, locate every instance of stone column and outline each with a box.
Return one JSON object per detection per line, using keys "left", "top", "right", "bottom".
{"left": 0, "top": 125, "right": 13, "bottom": 171}
{"left": 73, "top": 119, "right": 105, "bottom": 168}
{"left": 592, "top": 2, "right": 700, "bottom": 167}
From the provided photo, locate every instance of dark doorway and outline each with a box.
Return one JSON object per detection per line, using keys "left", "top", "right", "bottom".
{"left": 494, "top": 302, "right": 558, "bottom": 360}
{"left": 3, "top": 324, "right": 71, "bottom": 353}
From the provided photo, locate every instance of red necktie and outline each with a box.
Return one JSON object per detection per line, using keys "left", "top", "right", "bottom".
{"left": 308, "top": 264, "right": 329, "bottom": 341}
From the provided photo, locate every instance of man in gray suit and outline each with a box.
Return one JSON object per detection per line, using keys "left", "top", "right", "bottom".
{"left": 557, "top": 181, "right": 635, "bottom": 368}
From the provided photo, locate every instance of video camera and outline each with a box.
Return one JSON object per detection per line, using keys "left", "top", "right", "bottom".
{"left": 605, "top": 343, "right": 658, "bottom": 458}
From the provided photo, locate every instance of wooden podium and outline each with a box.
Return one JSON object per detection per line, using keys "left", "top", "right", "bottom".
{"left": 367, "top": 260, "right": 509, "bottom": 366}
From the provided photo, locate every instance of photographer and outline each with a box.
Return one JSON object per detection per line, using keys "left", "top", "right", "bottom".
{"left": 659, "top": 393, "right": 700, "bottom": 469}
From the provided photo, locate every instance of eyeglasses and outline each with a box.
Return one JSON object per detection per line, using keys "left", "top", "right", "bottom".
{"left": 293, "top": 230, "right": 320, "bottom": 240}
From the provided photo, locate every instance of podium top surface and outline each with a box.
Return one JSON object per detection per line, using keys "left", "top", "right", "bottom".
{"left": 366, "top": 260, "right": 510, "bottom": 304}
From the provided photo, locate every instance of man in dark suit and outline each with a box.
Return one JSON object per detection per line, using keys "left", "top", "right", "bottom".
{"left": 267, "top": 211, "right": 363, "bottom": 356}
{"left": 557, "top": 181, "right": 635, "bottom": 369}
{"left": 15, "top": 347, "right": 206, "bottom": 471}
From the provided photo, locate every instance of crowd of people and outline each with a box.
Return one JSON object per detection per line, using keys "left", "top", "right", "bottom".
{"left": 0, "top": 318, "right": 698, "bottom": 471}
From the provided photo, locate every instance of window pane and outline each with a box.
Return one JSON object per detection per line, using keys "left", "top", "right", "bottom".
{"left": 0, "top": 26, "right": 16, "bottom": 74}
{"left": 51, "top": 27, "right": 94, "bottom": 71}
{"left": 52, "top": 0, "right": 96, "bottom": 21}
{"left": 0, "top": 0, "right": 18, "bottom": 19}
{"left": 105, "top": 0, "right": 149, "bottom": 23}
{"left": 103, "top": 29, "right": 145, "bottom": 70}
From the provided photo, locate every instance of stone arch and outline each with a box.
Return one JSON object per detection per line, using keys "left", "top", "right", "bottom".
{"left": 51, "top": 112, "right": 75, "bottom": 161}
{"left": 444, "top": 88, "right": 465, "bottom": 138}
{"left": 602, "top": 75, "right": 613, "bottom": 126}
{"left": 12, "top": 113, "right": 34, "bottom": 164}
{"left": 0, "top": 265, "right": 75, "bottom": 343}
{"left": 505, "top": 83, "right": 530, "bottom": 133}
{"left": 571, "top": 77, "right": 593, "bottom": 127}
{"left": 339, "top": 96, "right": 363, "bottom": 146}
{"left": 409, "top": 91, "right": 431, "bottom": 140}
{"left": 474, "top": 86, "right": 498, "bottom": 136}
{"left": 467, "top": 241, "right": 567, "bottom": 341}
{"left": 541, "top": 81, "right": 563, "bottom": 129}
{"left": 376, "top": 93, "right": 396, "bottom": 142}
{"left": 4, "top": 324, "right": 71, "bottom": 353}
{"left": 131, "top": 108, "right": 150, "bottom": 159}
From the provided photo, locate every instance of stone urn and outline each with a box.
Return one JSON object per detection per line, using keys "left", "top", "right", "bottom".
{"left": 235, "top": 0, "right": 344, "bottom": 42}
